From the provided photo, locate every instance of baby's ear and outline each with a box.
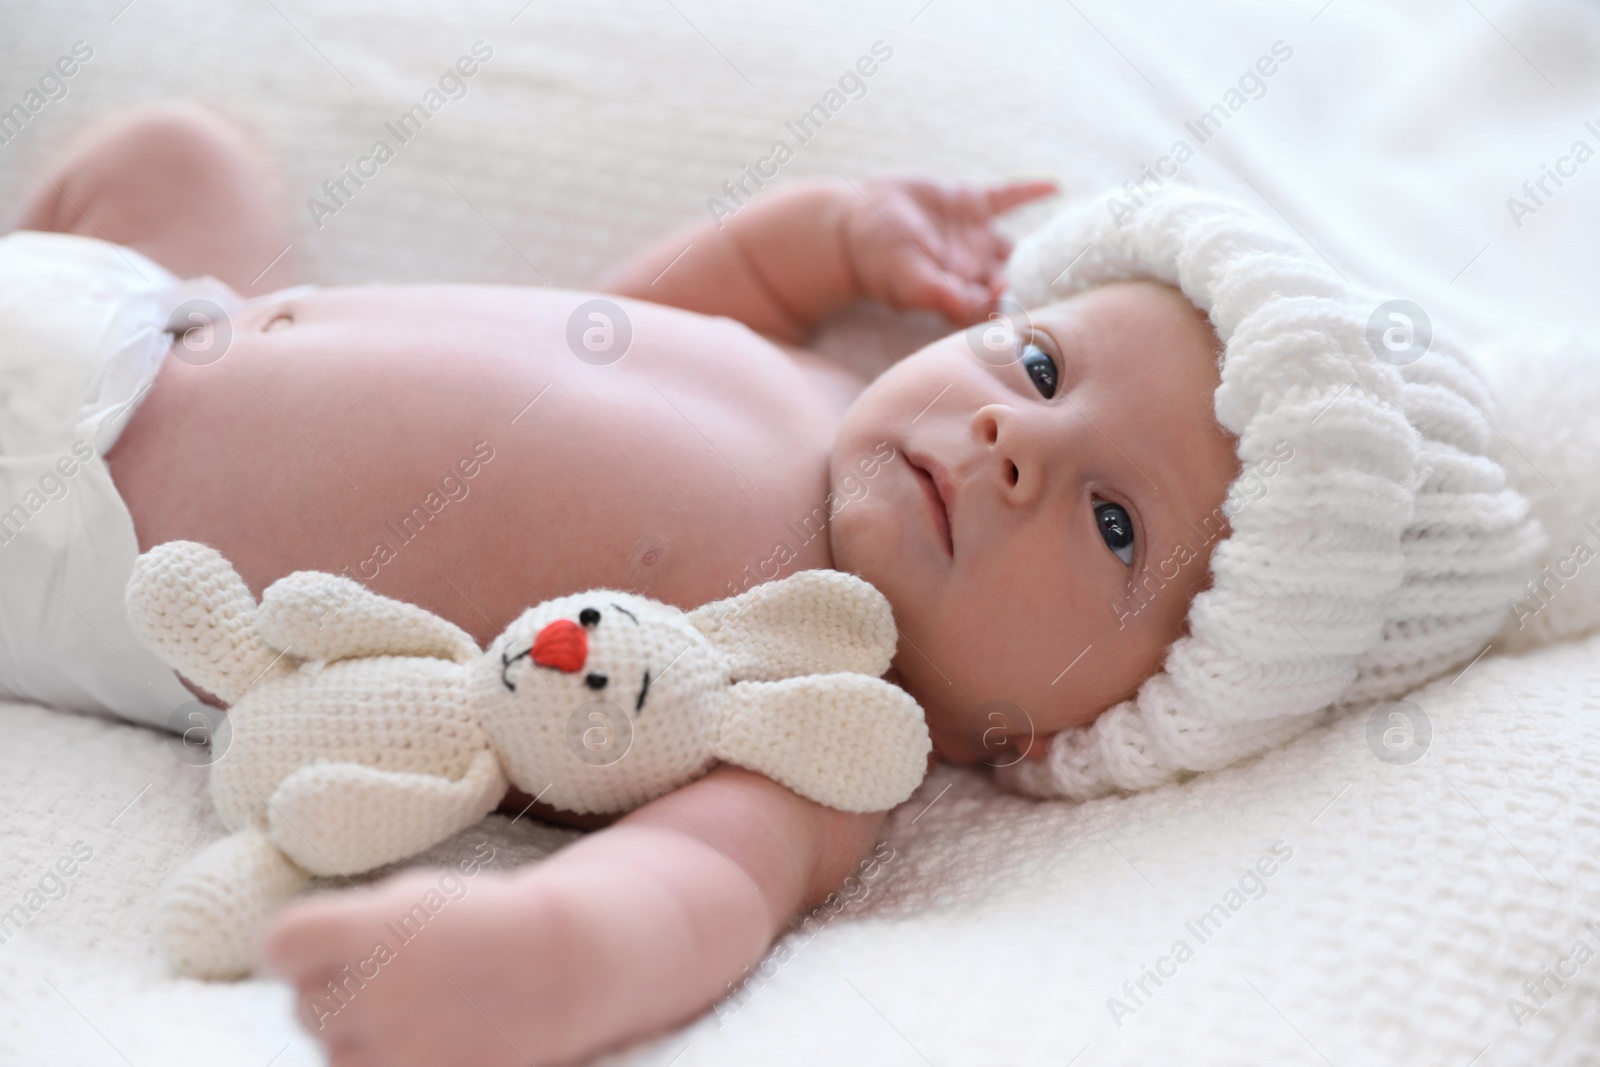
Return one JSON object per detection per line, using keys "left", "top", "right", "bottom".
{"left": 686, "top": 570, "right": 898, "bottom": 681}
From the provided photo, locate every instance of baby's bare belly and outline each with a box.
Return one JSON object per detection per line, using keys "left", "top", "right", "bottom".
{"left": 108, "top": 285, "right": 853, "bottom": 652}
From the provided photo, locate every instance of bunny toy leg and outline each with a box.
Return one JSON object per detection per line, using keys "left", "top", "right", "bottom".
{"left": 158, "top": 828, "right": 310, "bottom": 980}
{"left": 125, "top": 540, "right": 291, "bottom": 704}
{"left": 265, "top": 750, "right": 508, "bottom": 876}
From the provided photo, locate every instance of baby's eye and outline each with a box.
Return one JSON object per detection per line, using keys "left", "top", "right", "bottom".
{"left": 1021, "top": 342, "right": 1058, "bottom": 399}
{"left": 1095, "top": 499, "right": 1136, "bottom": 566}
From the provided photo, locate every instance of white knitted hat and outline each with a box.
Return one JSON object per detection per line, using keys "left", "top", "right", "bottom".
{"left": 993, "top": 186, "right": 1546, "bottom": 801}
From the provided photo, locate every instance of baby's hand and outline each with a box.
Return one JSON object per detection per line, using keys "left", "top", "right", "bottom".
{"left": 263, "top": 868, "right": 582, "bottom": 1067}
{"left": 842, "top": 177, "right": 1059, "bottom": 327}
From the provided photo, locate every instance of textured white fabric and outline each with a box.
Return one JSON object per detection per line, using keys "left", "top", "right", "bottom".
{"left": 1482, "top": 334, "right": 1600, "bottom": 656}
{"left": 995, "top": 188, "right": 1551, "bottom": 801}
{"left": 5, "top": 0, "right": 1600, "bottom": 1062}
{"left": 0, "top": 231, "right": 200, "bottom": 724}
{"left": 4, "top": 630, "right": 1599, "bottom": 1065}
{"left": 123, "top": 541, "right": 928, "bottom": 978}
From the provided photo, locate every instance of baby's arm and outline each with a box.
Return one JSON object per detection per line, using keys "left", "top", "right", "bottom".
{"left": 263, "top": 763, "right": 891, "bottom": 1067}
{"left": 600, "top": 177, "right": 1057, "bottom": 344}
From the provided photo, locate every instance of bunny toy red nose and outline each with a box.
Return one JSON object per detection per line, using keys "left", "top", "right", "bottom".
{"left": 530, "top": 618, "right": 587, "bottom": 672}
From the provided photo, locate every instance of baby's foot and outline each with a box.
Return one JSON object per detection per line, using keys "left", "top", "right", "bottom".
{"left": 14, "top": 102, "right": 294, "bottom": 293}
{"left": 263, "top": 867, "right": 595, "bottom": 1067}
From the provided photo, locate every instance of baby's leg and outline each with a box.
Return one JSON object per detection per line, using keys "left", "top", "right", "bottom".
{"left": 12, "top": 101, "right": 294, "bottom": 294}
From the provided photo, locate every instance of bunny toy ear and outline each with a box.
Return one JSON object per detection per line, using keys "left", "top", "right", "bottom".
{"left": 713, "top": 673, "right": 932, "bottom": 812}
{"left": 686, "top": 570, "right": 899, "bottom": 682}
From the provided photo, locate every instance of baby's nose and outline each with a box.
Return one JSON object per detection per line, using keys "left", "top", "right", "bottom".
{"left": 531, "top": 618, "right": 587, "bottom": 672}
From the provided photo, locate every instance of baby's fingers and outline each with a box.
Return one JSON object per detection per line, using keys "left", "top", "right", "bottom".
{"left": 327, "top": 1042, "right": 379, "bottom": 1067}
{"left": 262, "top": 891, "right": 361, "bottom": 977}
{"left": 896, "top": 256, "right": 994, "bottom": 325}
{"left": 984, "top": 178, "right": 1060, "bottom": 216}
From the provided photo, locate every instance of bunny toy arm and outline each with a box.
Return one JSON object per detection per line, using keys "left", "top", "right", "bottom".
{"left": 256, "top": 570, "right": 480, "bottom": 664}
{"left": 124, "top": 539, "right": 293, "bottom": 704}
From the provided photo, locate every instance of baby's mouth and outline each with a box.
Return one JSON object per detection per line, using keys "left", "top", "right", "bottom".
{"left": 908, "top": 457, "right": 953, "bottom": 556}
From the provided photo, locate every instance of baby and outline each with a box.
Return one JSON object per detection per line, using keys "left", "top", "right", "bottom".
{"left": 16, "top": 99, "right": 1535, "bottom": 1067}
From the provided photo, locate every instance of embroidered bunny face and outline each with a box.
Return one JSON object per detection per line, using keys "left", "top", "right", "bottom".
{"left": 474, "top": 589, "right": 728, "bottom": 813}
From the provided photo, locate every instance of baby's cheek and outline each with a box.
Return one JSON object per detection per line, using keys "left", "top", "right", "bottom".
{"left": 919, "top": 691, "right": 961, "bottom": 735}
{"left": 914, "top": 689, "right": 986, "bottom": 765}
{"left": 826, "top": 490, "right": 889, "bottom": 581}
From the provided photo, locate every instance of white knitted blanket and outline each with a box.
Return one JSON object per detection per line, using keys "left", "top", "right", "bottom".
{"left": 4, "top": 0, "right": 1600, "bottom": 1064}
{"left": 4, "top": 631, "right": 1599, "bottom": 1065}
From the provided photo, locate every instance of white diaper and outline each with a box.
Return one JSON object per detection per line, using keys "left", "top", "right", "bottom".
{"left": 0, "top": 230, "right": 236, "bottom": 729}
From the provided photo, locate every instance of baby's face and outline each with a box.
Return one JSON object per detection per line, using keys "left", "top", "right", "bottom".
{"left": 828, "top": 281, "right": 1240, "bottom": 766}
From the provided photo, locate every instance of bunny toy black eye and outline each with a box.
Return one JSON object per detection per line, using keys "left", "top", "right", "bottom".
{"left": 585, "top": 672, "right": 608, "bottom": 690}
{"left": 579, "top": 607, "right": 600, "bottom": 626}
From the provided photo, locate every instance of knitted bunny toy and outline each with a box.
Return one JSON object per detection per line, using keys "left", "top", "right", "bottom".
{"left": 125, "top": 540, "right": 930, "bottom": 980}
